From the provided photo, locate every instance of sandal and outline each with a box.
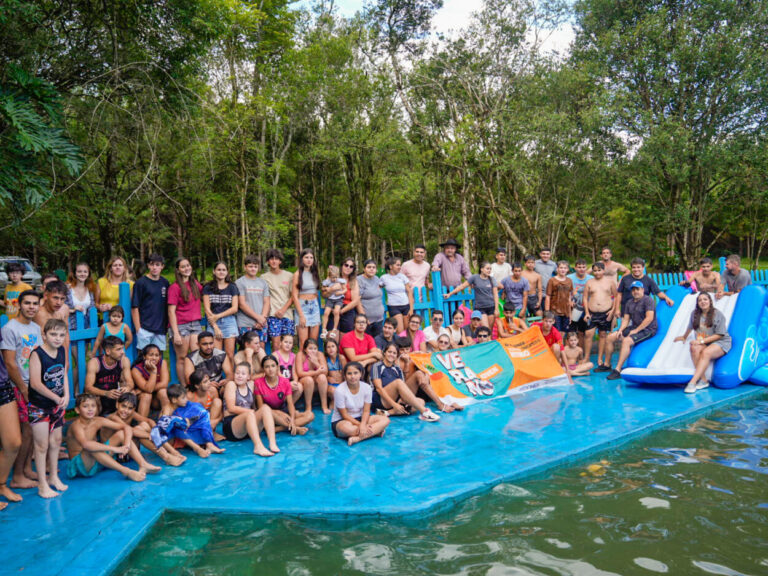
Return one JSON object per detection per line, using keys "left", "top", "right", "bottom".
{"left": 419, "top": 409, "right": 441, "bottom": 422}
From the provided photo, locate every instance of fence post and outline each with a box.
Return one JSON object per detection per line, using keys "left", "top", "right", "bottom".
{"left": 119, "top": 282, "right": 135, "bottom": 364}
{"left": 431, "top": 270, "right": 444, "bottom": 321}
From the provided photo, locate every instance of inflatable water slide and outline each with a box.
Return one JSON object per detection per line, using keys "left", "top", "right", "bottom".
{"left": 621, "top": 285, "right": 768, "bottom": 387}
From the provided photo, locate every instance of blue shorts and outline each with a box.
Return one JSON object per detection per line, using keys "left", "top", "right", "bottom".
{"left": 267, "top": 316, "right": 295, "bottom": 338}
{"left": 299, "top": 298, "right": 321, "bottom": 327}
{"left": 174, "top": 320, "right": 203, "bottom": 337}
{"left": 216, "top": 315, "right": 238, "bottom": 339}
{"left": 136, "top": 328, "right": 167, "bottom": 351}
{"left": 67, "top": 453, "right": 103, "bottom": 479}
{"left": 387, "top": 304, "right": 411, "bottom": 317}
{"left": 238, "top": 325, "right": 269, "bottom": 343}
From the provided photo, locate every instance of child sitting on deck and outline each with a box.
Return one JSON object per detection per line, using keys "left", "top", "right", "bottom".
{"left": 187, "top": 369, "right": 223, "bottom": 438}
{"left": 562, "top": 332, "right": 594, "bottom": 376}
{"left": 66, "top": 393, "right": 157, "bottom": 482}
{"left": 153, "top": 384, "right": 224, "bottom": 458}
{"left": 107, "top": 392, "right": 185, "bottom": 466}
{"left": 331, "top": 362, "right": 389, "bottom": 446}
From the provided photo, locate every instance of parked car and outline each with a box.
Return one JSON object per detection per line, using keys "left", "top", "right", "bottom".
{"left": 0, "top": 257, "right": 43, "bottom": 296}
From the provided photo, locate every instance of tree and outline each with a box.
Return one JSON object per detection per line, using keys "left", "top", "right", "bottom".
{"left": 573, "top": 0, "right": 768, "bottom": 267}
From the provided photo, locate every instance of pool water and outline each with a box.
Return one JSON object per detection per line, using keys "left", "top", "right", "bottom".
{"left": 116, "top": 395, "right": 768, "bottom": 575}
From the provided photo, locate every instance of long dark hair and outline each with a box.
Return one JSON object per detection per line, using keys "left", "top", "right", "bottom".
{"left": 132, "top": 344, "right": 162, "bottom": 370}
{"left": 174, "top": 257, "right": 201, "bottom": 302}
{"left": 295, "top": 248, "right": 320, "bottom": 291}
{"left": 206, "top": 261, "right": 232, "bottom": 293}
{"left": 238, "top": 329, "right": 261, "bottom": 352}
{"left": 341, "top": 257, "right": 357, "bottom": 289}
{"left": 692, "top": 293, "right": 715, "bottom": 330}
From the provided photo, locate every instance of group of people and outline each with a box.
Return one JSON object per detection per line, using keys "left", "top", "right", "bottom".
{"left": 0, "top": 243, "right": 754, "bottom": 507}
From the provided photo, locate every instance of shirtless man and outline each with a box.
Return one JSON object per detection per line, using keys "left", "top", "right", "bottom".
{"left": 583, "top": 262, "right": 618, "bottom": 372}
{"left": 66, "top": 393, "right": 153, "bottom": 482}
{"left": 600, "top": 247, "right": 628, "bottom": 284}
{"left": 521, "top": 255, "right": 543, "bottom": 317}
{"left": 682, "top": 257, "right": 721, "bottom": 293}
{"left": 34, "top": 280, "right": 70, "bottom": 350}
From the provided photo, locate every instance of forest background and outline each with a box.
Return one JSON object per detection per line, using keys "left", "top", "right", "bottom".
{"left": 1, "top": 0, "right": 767, "bottom": 277}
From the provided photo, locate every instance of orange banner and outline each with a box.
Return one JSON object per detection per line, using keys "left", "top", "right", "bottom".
{"left": 410, "top": 326, "right": 569, "bottom": 405}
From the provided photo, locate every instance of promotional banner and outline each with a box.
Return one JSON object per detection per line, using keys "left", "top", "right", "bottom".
{"left": 410, "top": 326, "right": 569, "bottom": 405}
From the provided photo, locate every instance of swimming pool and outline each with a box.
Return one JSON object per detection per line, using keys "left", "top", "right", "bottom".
{"left": 116, "top": 394, "right": 768, "bottom": 575}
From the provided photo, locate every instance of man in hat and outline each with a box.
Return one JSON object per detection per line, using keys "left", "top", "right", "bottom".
{"left": 605, "top": 280, "right": 658, "bottom": 380}
{"left": 431, "top": 238, "right": 471, "bottom": 289}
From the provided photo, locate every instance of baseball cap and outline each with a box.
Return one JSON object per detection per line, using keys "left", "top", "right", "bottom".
{"left": 630, "top": 280, "right": 644, "bottom": 290}
{"left": 471, "top": 310, "right": 483, "bottom": 319}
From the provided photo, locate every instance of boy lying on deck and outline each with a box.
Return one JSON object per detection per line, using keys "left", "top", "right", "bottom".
{"left": 66, "top": 393, "right": 159, "bottom": 482}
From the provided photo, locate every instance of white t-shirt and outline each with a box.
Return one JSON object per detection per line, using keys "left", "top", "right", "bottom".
{"left": 491, "top": 262, "right": 512, "bottom": 284}
{"left": 331, "top": 381, "right": 373, "bottom": 423}
{"left": 380, "top": 272, "right": 410, "bottom": 306}
{"left": 423, "top": 325, "right": 449, "bottom": 348}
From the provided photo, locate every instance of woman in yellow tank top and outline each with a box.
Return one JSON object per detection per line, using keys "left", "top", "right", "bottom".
{"left": 97, "top": 256, "right": 134, "bottom": 311}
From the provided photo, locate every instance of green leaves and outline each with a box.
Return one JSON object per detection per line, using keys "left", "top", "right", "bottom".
{"left": 0, "top": 64, "right": 82, "bottom": 209}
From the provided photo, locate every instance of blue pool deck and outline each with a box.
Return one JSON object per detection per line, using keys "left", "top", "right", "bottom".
{"left": 1, "top": 374, "right": 765, "bottom": 576}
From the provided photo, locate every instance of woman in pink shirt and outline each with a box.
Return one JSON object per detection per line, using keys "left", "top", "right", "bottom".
{"left": 168, "top": 257, "right": 203, "bottom": 383}
{"left": 255, "top": 355, "right": 314, "bottom": 435}
{"left": 398, "top": 313, "right": 427, "bottom": 352}
{"left": 295, "top": 338, "right": 330, "bottom": 414}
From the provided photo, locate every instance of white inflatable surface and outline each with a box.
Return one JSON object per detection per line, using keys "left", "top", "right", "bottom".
{"left": 621, "top": 293, "right": 738, "bottom": 380}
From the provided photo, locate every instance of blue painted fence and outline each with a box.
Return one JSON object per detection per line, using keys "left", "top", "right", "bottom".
{"left": 2, "top": 257, "right": 766, "bottom": 407}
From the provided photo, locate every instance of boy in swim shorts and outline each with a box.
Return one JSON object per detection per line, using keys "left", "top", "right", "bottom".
{"left": 28, "top": 319, "right": 69, "bottom": 498}
{"left": 107, "top": 392, "right": 185, "bottom": 466}
{"left": 583, "top": 262, "right": 617, "bottom": 371}
{"left": 66, "top": 393, "right": 156, "bottom": 482}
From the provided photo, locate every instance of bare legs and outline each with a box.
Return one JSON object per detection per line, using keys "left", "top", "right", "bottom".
{"left": 684, "top": 342, "right": 725, "bottom": 393}
{"left": 173, "top": 333, "right": 198, "bottom": 385}
{"left": 272, "top": 410, "right": 314, "bottom": 435}
{"left": 335, "top": 414, "right": 389, "bottom": 446}
{"left": 31, "top": 424, "right": 67, "bottom": 498}
{"left": 229, "top": 406, "right": 279, "bottom": 456}
{"left": 0, "top": 402, "right": 22, "bottom": 506}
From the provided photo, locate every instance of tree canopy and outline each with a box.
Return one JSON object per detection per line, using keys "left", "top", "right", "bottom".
{"left": 1, "top": 0, "right": 766, "bottom": 274}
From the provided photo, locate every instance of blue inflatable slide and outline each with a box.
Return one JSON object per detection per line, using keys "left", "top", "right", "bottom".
{"left": 621, "top": 285, "right": 768, "bottom": 387}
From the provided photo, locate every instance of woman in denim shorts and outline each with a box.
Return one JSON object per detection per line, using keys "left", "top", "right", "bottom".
{"left": 168, "top": 258, "right": 204, "bottom": 383}
{"left": 203, "top": 262, "right": 240, "bottom": 367}
{"left": 292, "top": 248, "right": 322, "bottom": 348}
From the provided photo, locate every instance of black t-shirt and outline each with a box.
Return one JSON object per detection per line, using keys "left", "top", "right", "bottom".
{"left": 131, "top": 275, "right": 169, "bottom": 335}
{"left": 617, "top": 275, "right": 660, "bottom": 313}
{"left": 202, "top": 283, "right": 240, "bottom": 315}
{"left": 624, "top": 295, "right": 657, "bottom": 334}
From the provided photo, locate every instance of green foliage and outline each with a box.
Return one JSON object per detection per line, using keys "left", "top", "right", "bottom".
{"left": 1, "top": 0, "right": 766, "bottom": 272}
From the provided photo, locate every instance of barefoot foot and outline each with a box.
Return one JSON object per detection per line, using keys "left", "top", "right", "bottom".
{"left": 125, "top": 469, "right": 146, "bottom": 482}
{"left": 141, "top": 464, "right": 161, "bottom": 474}
{"left": 295, "top": 427, "right": 308, "bottom": 436}
{"left": 213, "top": 432, "right": 226, "bottom": 442}
{"left": 254, "top": 446, "right": 275, "bottom": 457}
{"left": 38, "top": 486, "right": 60, "bottom": 499}
{"left": 207, "top": 444, "right": 225, "bottom": 454}
{"left": 268, "top": 443, "right": 280, "bottom": 453}
{"left": 10, "top": 476, "right": 37, "bottom": 490}
{"left": 347, "top": 435, "right": 362, "bottom": 446}
{"left": 49, "top": 478, "right": 68, "bottom": 492}
{"left": 0, "top": 484, "right": 22, "bottom": 502}
{"left": 322, "top": 407, "right": 331, "bottom": 415}
{"left": 23, "top": 468, "right": 38, "bottom": 481}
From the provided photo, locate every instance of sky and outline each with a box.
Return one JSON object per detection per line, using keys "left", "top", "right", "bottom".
{"left": 318, "top": 0, "right": 575, "bottom": 54}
